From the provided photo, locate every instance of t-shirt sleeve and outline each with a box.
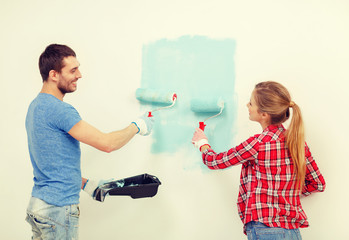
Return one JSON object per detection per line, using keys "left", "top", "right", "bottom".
{"left": 51, "top": 103, "right": 82, "bottom": 132}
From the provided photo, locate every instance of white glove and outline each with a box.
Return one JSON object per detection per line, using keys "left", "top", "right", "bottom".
{"left": 132, "top": 113, "right": 155, "bottom": 136}
{"left": 192, "top": 128, "right": 210, "bottom": 150}
{"left": 83, "top": 179, "right": 113, "bottom": 198}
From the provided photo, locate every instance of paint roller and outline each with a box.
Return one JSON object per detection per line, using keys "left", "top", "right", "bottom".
{"left": 136, "top": 88, "right": 177, "bottom": 117}
{"left": 190, "top": 97, "right": 224, "bottom": 131}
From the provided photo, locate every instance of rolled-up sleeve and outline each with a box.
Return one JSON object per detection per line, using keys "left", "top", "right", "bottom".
{"left": 302, "top": 143, "right": 326, "bottom": 196}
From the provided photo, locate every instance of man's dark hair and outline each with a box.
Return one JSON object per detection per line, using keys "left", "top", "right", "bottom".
{"left": 39, "top": 44, "right": 76, "bottom": 81}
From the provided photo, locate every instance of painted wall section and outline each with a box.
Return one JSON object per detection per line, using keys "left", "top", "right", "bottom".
{"left": 139, "top": 36, "right": 237, "bottom": 160}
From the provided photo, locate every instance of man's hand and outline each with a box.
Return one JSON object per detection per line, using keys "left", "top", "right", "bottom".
{"left": 132, "top": 113, "right": 155, "bottom": 136}
{"left": 83, "top": 178, "right": 114, "bottom": 199}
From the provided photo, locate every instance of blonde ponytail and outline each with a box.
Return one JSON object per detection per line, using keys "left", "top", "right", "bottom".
{"left": 285, "top": 103, "right": 306, "bottom": 190}
{"left": 254, "top": 81, "right": 306, "bottom": 190}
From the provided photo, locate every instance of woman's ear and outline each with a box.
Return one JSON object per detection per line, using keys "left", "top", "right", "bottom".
{"left": 261, "top": 112, "right": 271, "bottom": 121}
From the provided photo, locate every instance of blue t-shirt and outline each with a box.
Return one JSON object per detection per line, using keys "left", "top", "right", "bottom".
{"left": 26, "top": 93, "right": 82, "bottom": 206}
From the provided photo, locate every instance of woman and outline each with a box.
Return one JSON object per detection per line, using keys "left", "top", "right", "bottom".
{"left": 192, "top": 81, "right": 325, "bottom": 239}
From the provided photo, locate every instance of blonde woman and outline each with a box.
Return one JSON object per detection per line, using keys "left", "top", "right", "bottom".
{"left": 192, "top": 81, "right": 325, "bottom": 240}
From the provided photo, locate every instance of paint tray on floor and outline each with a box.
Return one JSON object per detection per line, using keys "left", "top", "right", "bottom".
{"left": 94, "top": 174, "right": 161, "bottom": 202}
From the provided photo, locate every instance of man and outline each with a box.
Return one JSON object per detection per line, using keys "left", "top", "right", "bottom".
{"left": 25, "top": 44, "right": 153, "bottom": 239}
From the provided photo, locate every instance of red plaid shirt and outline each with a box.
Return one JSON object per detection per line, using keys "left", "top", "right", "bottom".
{"left": 202, "top": 125, "right": 325, "bottom": 234}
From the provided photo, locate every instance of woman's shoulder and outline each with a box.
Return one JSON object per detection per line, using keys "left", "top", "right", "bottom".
{"left": 257, "top": 124, "right": 286, "bottom": 142}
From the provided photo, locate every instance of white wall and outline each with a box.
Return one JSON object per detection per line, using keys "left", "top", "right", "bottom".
{"left": 1, "top": 0, "right": 348, "bottom": 239}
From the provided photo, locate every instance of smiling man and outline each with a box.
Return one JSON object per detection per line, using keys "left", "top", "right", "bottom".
{"left": 25, "top": 44, "right": 153, "bottom": 239}
{"left": 41, "top": 55, "right": 81, "bottom": 99}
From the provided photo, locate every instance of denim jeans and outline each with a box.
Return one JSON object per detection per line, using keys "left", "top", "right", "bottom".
{"left": 246, "top": 221, "right": 302, "bottom": 240}
{"left": 25, "top": 197, "right": 80, "bottom": 240}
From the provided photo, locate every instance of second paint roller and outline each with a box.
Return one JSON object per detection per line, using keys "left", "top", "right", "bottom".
{"left": 136, "top": 88, "right": 177, "bottom": 117}
{"left": 190, "top": 97, "right": 225, "bottom": 131}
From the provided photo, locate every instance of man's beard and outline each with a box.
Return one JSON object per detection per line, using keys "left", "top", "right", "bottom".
{"left": 58, "top": 81, "right": 75, "bottom": 94}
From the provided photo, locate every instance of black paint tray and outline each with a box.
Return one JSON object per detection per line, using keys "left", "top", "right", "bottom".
{"left": 94, "top": 174, "right": 161, "bottom": 202}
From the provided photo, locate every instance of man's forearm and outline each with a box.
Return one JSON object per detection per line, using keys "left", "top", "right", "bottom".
{"left": 104, "top": 123, "right": 139, "bottom": 152}
{"left": 69, "top": 121, "right": 139, "bottom": 153}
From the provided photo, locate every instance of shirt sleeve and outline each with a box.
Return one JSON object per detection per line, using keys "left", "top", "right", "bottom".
{"left": 302, "top": 142, "right": 326, "bottom": 196}
{"left": 51, "top": 102, "right": 82, "bottom": 133}
{"left": 202, "top": 136, "right": 259, "bottom": 169}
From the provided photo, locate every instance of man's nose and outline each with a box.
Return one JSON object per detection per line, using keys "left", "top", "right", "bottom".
{"left": 76, "top": 69, "right": 82, "bottom": 78}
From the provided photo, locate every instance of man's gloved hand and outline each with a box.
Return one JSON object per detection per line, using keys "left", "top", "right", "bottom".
{"left": 192, "top": 128, "right": 210, "bottom": 151}
{"left": 132, "top": 113, "right": 155, "bottom": 136}
{"left": 83, "top": 178, "right": 113, "bottom": 199}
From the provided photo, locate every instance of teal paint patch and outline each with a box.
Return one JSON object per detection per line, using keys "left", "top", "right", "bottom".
{"left": 139, "top": 36, "right": 237, "bottom": 166}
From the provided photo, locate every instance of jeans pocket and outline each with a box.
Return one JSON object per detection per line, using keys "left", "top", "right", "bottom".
{"left": 29, "top": 214, "right": 56, "bottom": 239}
{"left": 246, "top": 230, "right": 253, "bottom": 240}
{"left": 69, "top": 205, "right": 80, "bottom": 229}
{"left": 70, "top": 205, "right": 80, "bottom": 218}
{"left": 256, "top": 227, "right": 285, "bottom": 240}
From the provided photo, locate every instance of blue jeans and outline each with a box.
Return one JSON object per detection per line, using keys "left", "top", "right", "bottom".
{"left": 25, "top": 197, "right": 80, "bottom": 240}
{"left": 246, "top": 221, "right": 302, "bottom": 240}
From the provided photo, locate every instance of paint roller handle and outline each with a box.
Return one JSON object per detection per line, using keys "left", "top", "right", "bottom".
{"left": 147, "top": 93, "right": 177, "bottom": 117}
{"left": 199, "top": 122, "right": 206, "bottom": 131}
{"left": 132, "top": 113, "right": 155, "bottom": 136}
{"left": 192, "top": 128, "right": 210, "bottom": 151}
